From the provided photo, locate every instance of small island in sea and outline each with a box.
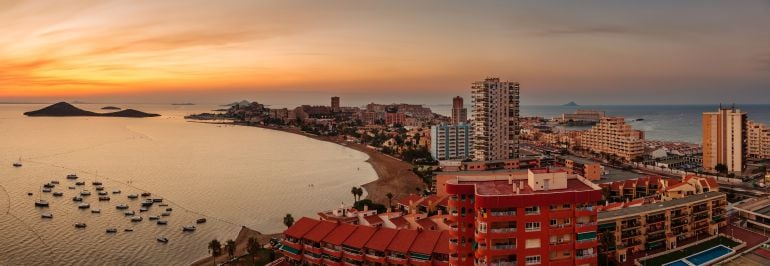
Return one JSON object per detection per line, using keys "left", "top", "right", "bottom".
{"left": 24, "top": 102, "right": 160, "bottom": 118}
{"left": 172, "top": 102, "right": 195, "bottom": 106}
{"left": 563, "top": 101, "right": 579, "bottom": 107}
{"left": 101, "top": 106, "right": 122, "bottom": 110}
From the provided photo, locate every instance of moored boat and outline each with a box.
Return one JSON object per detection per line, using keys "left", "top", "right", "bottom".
{"left": 41, "top": 213, "right": 53, "bottom": 219}
{"left": 156, "top": 220, "right": 168, "bottom": 225}
{"left": 67, "top": 174, "right": 78, "bottom": 180}
{"left": 74, "top": 222, "right": 87, "bottom": 228}
{"left": 196, "top": 218, "right": 207, "bottom": 224}
{"left": 156, "top": 236, "right": 168, "bottom": 243}
{"left": 106, "top": 228, "right": 117, "bottom": 233}
{"left": 72, "top": 196, "right": 83, "bottom": 202}
{"left": 80, "top": 191, "right": 91, "bottom": 196}
{"left": 127, "top": 194, "right": 138, "bottom": 199}
{"left": 182, "top": 225, "right": 196, "bottom": 232}
{"left": 115, "top": 203, "right": 129, "bottom": 209}
{"left": 124, "top": 210, "right": 135, "bottom": 216}
{"left": 52, "top": 192, "right": 63, "bottom": 197}
{"left": 35, "top": 200, "right": 49, "bottom": 207}
{"left": 98, "top": 196, "right": 110, "bottom": 201}
{"left": 130, "top": 216, "right": 143, "bottom": 222}
{"left": 78, "top": 203, "right": 90, "bottom": 209}
{"left": 91, "top": 208, "right": 101, "bottom": 213}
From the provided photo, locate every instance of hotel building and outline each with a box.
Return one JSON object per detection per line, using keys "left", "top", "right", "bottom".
{"left": 280, "top": 217, "right": 451, "bottom": 266}
{"left": 431, "top": 124, "right": 473, "bottom": 161}
{"left": 597, "top": 191, "right": 728, "bottom": 263}
{"left": 702, "top": 107, "right": 747, "bottom": 173}
{"left": 471, "top": 77, "right": 520, "bottom": 161}
{"left": 452, "top": 96, "right": 468, "bottom": 125}
{"left": 444, "top": 168, "right": 603, "bottom": 266}
{"left": 581, "top": 117, "right": 645, "bottom": 161}
{"left": 331, "top": 96, "right": 341, "bottom": 112}
{"left": 747, "top": 120, "right": 770, "bottom": 159}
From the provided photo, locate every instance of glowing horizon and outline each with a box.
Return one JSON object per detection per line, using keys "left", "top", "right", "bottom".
{"left": 1, "top": 0, "right": 769, "bottom": 104}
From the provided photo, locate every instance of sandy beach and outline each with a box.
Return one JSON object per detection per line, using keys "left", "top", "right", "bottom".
{"left": 190, "top": 226, "right": 279, "bottom": 266}
{"left": 246, "top": 124, "right": 424, "bottom": 205}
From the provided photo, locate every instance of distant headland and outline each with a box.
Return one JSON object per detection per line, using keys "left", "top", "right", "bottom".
{"left": 24, "top": 102, "right": 160, "bottom": 118}
{"left": 563, "top": 101, "right": 579, "bottom": 107}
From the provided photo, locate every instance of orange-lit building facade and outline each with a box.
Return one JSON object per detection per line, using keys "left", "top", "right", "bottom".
{"left": 445, "top": 169, "right": 603, "bottom": 266}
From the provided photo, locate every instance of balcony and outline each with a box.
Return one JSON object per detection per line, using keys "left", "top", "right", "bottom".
{"left": 490, "top": 261, "right": 517, "bottom": 266}
{"left": 490, "top": 211, "right": 517, "bottom": 217}
{"left": 323, "top": 246, "right": 343, "bottom": 257}
{"left": 491, "top": 244, "right": 516, "bottom": 251}
{"left": 387, "top": 255, "right": 408, "bottom": 265}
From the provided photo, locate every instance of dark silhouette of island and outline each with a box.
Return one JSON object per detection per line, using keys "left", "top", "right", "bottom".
{"left": 101, "top": 106, "right": 122, "bottom": 110}
{"left": 563, "top": 101, "right": 579, "bottom": 107}
{"left": 24, "top": 102, "right": 160, "bottom": 118}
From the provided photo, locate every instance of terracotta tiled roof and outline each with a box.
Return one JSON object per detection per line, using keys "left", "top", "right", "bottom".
{"left": 322, "top": 222, "right": 357, "bottom": 245}
{"left": 364, "top": 215, "right": 384, "bottom": 225}
{"left": 387, "top": 230, "right": 419, "bottom": 253}
{"left": 705, "top": 177, "right": 719, "bottom": 189}
{"left": 409, "top": 230, "right": 442, "bottom": 254}
{"left": 390, "top": 216, "right": 409, "bottom": 228}
{"left": 433, "top": 231, "right": 450, "bottom": 254}
{"left": 284, "top": 217, "right": 320, "bottom": 238}
{"left": 304, "top": 220, "right": 338, "bottom": 242}
{"left": 416, "top": 218, "right": 438, "bottom": 230}
{"left": 342, "top": 226, "right": 377, "bottom": 249}
{"left": 364, "top": 227, "right": 398, "bottom": 251}
{"left": 397, "top": 194, "right": 423, "bottom": 207}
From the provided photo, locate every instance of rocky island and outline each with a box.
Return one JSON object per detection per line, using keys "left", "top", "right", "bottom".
{"left": 24, "top": 102, "right": 160, "bottom": 118}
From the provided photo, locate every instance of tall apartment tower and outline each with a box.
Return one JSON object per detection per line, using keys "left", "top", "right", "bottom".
{"left": 451, "top": 96, "right": 468, "bottom": 125}
{"left": 702, "top": 106, "right": 747, "bottom": 174}
{"left": 331, "top": 96, "right": 340, "bottom": 112}
{"left": 471, "top": 77, "right": 520, "bottom": 161}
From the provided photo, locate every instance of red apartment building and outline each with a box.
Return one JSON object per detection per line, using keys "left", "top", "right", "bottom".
{"left": 445, "top": 168, "right": 603, "bottom": 266}
{"left": 280, "top": 217, "right": 450, "bottom": 266}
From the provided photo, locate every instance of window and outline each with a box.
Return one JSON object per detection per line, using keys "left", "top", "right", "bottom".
{"left": 550, "top": 219, "right": 557, "bottom": 227}
{"left": 525, "top": 239, "right": 541, "bottom": 249}
{"left": 525, "top": 206, "right": 540, "bottom": 215}
{"left": 525, "top": 222, "right": 541, "bottom": 232}
{"left": 525, "top": 255, "right": 541, "bottom": 265}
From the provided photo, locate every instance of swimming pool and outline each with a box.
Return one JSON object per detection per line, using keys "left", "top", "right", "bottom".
{"left": 662, "top": 245, "right": 734, "bottom": 266}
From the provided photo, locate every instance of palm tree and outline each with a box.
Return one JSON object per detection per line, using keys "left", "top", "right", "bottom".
{"left": 246, "top": 237, "right": 260, "bottom": 262}
{"left": 386, "top": 192, "right": 394, "bottom": 210}
{"left": 355, "top": 187, "right": 364, "bottom": 202}
{"left": 208, "top": 239, "right": 222, "bottom": 259}
{"left": 351, "top": 186, "right": 358, "bottom": 204}
{"left": 283, "top": 213, "right": 295, "bottom": 228}
{"left": 225, "top": 239, "right": 236, "bottom": 258}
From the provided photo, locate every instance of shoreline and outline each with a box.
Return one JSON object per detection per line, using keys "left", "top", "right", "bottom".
{"left": 189, "top": 226, "right": 280, "bottom": 266}
{"left": 191, "top": 121, "right": 423, "bottom": 204}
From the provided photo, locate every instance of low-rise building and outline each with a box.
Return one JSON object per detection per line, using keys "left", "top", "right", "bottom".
{"left": 597, "top": 191, "right": 728, "bottom": 263}
{"left": 557, "top": 155, "right": 603, "bottom": 181}
{"left": 279, "top": 217, "right": 450, "bottom": 266}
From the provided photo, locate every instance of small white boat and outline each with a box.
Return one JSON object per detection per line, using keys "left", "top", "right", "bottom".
{"left": 116, "top": 204, "right": 129, "bottom": 209}
{"left": 41, "top": 213, "right": 53, "bottom": 219}
{"left": 43, "top": 183, "right": 55, "bottom": 188}
{"left": 67, "top": 174, "right": 78, "bottom": 180}
{"left": 42, "top": 188, "right": 52, "bottom": 193}
{"left": 112, "top": 190, "right": 121, "bottom": 194}
{"left": 98, "top": 196, "right": 110, "bottom": 201}
{"left": 35, "top": 200, "right": 49, "bottom": 207}
{"left": 74, "top": 223, "right": 87, "bottom": 228}
{"left": 158, "top": 203, "right": 169, "bottom": 207}
{"left": 91, "top": 208, "right": 101, "bottom": 213}
{"left": 52, "top": 192, "right": 63, "bottom": 197}
{"left": 196, "top": 218, "right": 207, "bottom": 224}
{"left": 124, "top": 210, "right": 135, "bottom": 216}
{"left": 95, "top": 186, "right": 104, "bottom": 191}
{"left": 13, "top": 157, "right": 22, "bottom": 167}
{"left": 152, "top": 198, "right": 163, "bottom": 203}
{"left": 106, "top": 228, "right": 117, "bottom": 233}
{"left": 141, "top": 200, "right": 153, "bottom": 207}
{"left": 139, "top": 207, "right": 148, "bottom": 212}
{"left": 80, "top": 191, "right": 91, "bottom": 196}
{"left": 156, "top": 220, "right": 168, "bottom": 225}
{"left": 78, "top": 203, "right": 90, "bottom": 209}
{"left": 124, "top": 228, "right": 134, "bottom": 232}
{"left": 92, "top": 181, "right": 102, "bottom": 186}
{"left": 68, "top": 186, "right": 75, "bottom": 190}
{"left": 27, "top": 192, "right": 33, "bottom": 196}
{"left": 161, "top": 212, "right": 171, "bottom": 217}
{"left": 75, "top": 181, "right": 85, "bottom": 186}
{"left": 127, "top": 194, "right": 138, "bottom": 199}
{"left": 130, "top": 216, "right": 143, "bottom": 222}
{"left": 51, "top": 181, "right": 60, "bottom": 184}
{"left": 98, "top": 191, "right": 108, "bottom": 196}
{"left": 140, "top": 192, "right": 151, "bottom": 197}
{"left": 149, "top": 215, "right": 159, "bottom": 220}
{"left": 156, "top": 237, "right": 169, "bottom": 243}
{"left": 182, "top": 225, "right": 196, "bottom": 232}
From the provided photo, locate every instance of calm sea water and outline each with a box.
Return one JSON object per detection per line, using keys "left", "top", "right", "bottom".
{"left": 0, "top": 104, "right": 377, "bottom": 265}
{"left": 430, "top": 104, "right": 770, "bottom": 144}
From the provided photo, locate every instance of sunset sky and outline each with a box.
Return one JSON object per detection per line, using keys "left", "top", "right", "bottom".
{"left": 1, "top": 0, "right": 769, "bottom": 105}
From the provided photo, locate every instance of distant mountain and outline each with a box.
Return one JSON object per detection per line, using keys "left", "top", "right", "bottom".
{"left": 24, "top": 102, "right": 159, "bottom": 118}
{"left": 563, "top": 101, "right": 579, "bottom": 107}
{"left": 101, "top": 106, "right": 122, "bottom": 110}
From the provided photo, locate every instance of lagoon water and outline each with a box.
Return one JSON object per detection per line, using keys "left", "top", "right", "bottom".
{"left": 0, "top": 104, "right": 377, "bottom": 265}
